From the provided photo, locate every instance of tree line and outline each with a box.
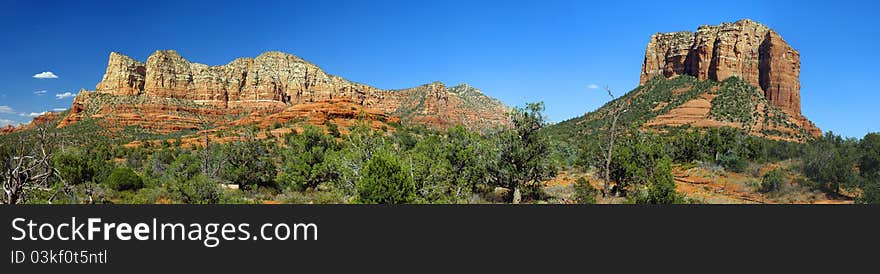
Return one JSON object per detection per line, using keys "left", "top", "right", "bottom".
{"left": 2, "top": 101, "right": 878, "bottom": 204}
{"left": 0, "top": 103, "right": 555, "bottom": 204}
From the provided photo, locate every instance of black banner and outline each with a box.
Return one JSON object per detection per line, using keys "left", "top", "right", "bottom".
{"left": 2, "top": 205, "right": 877, "bottom": 272}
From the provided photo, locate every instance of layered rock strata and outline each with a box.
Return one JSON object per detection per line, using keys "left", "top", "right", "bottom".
{"left": 60, "top": 50, "right": 510, "bottom": 132}
{"left": 640, "top": 19, "right": 801, "bottom": 115}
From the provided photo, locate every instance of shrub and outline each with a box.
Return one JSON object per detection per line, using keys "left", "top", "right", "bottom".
{"left": 174, "top": 175, "right": 222, "bottom": 204}
{"left": 218, "top": 139, "right": 276, "bottom": 190}
{"left": 356, "top": 150, "right": 415, "bottom": 204}
{"left": 857, "top": 173, "right": 880, "bottom": 204}
{"left": 634, "top": 158, "right": 682, "bottom": 204}
{"left": 325, "top": 121, "right": 340, "bottom": 138}
{"left": 105, "top": 167, "right": 144, "bottom": 191}
{"left": 718, "top": 153, "right": 748, "bottom": 173}
{"left": 760, "top": 169, "right": 785, "bottom": 193}
{"left": 277, "top": 126, "right": 338, "bottom": 191}
{"left": 801, "top": 132, "right": 859, "bottom": 193}
{"left": 53, "top": 147, "right": 107, "bottom": 185}
{"left": 168, "top": 152, "right": 202, "bottom": 181}
{"left": 606, "top": 131, "right": 667, "bottom": 193}
{"left": 860, "top": 133, "right": 880, "bottom": 176}
{"left": 572, "top": 177, "right": 596, "bottom": 204}
{"left": 115, "top": 187, "right": 169, "bottom": 204}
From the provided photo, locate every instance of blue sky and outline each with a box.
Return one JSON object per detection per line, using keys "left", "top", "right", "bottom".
{"left": 0, "top": 0, "right": 877, "bottom": 137}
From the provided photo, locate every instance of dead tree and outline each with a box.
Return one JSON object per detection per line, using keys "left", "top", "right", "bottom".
{"left": 1, "top": 126, "right": 60, "bottom": 204}
{"left": 196, "top": 112, "right": 212, "bottom": 176}
{"left": 598, "top": 87, "right": 628, "bottom": 197}
{"left": 194, "top": 109, "right": 226, "bottom": 179}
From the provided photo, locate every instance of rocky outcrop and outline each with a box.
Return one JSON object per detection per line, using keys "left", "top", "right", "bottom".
{"left": 98, "top": 50, "right": 398, "bottom": 111}
{"left": 66, "top": 50, "right": 511, "bottom": 132}
{"left": 0, "top": 125, "right": 16, "bottom": 134}
{"left": 231, "top": 98, "right": 400, "bottom": 131}
{"left": 640, "top": 19, "right": 802, "bottom": 116}
{"left": 96, "top": 53, "right": 146, "bottom": 96}
{"left": 0, "top": 112, "right": 64, "bottom": 135}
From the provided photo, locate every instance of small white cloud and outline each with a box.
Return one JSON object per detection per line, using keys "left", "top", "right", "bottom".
{"left": 587, "top": 84, "right": 600, "bottom": 89}
{"left": 33, "top": 71, "right": 59, "bottom": 79}
{"left": 0, "top": 105, "right": 13, "bottom": 114}
{"left": 0, "top": 119, "right": 18, "bottom": 127}
{"left": 55, "top": 92, "right": 75, "bottom": 99}
{"left": 52, "top": 108, "right": 68, "bottom": 112}
{"left": 34, "top": 90, "right": 47, "bottom": 95}
{"left": 21, "top": 112, "right": 47, "bottom": 117}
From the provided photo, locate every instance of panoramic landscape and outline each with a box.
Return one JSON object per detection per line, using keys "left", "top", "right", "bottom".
{"left": 1, "top": 2, "right": 878, "bottom": 205}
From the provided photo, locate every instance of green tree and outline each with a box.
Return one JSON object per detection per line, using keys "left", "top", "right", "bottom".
{"left": 492, "top": 102, "right": 555, "bottom": 203}
{"left": 356, "top": 149, "right": 415, "bottom": 204}
{"left": 407, "top": 134, "right": 454, "bottom": 202}
{"left": 634, "top": 158, "right": 682, "bottom": 204}
{"left": 53, "top": 147, "right": 106, "bottom": 185}
{"left": 857, "top": 172, "right": 880, "bottom": 204}
{"left": 802, "top": 132, "right": 859, "bottom": 194}
{"left": 168, "top": 152, "right": 202, "bottom": 181}
{"left": 859, "top": 133, "right": 880, "bottom": 176}
{"left": 760, "top": 169, "right": 785, "bottom": 193}
{"left": 105, "top": 167, "right": 144, "bottom": 191}
{"left": 443, "top": 126, "right": 491, "bottom": 198}
{"left": 856, "top": 133, "right": 880, "bottom": 203}
{"left": 219, "top": 133, "right": 276, "bottom": 189}
{"left": 606, "top": 130, "right": 666, "bottom": 195}
{"left": 315, "top": 124, "right": 384, "bottom": 195}
{"left": 173, "top": 175, "right": 222, "bottom": 204}
{"left": 277, "top": 126, "right": 339, "bottom": 191}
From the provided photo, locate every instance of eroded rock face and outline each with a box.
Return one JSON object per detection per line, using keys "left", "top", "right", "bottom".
{"left": 115, "top": 50, "right": 393, "bottom": 109}
{"left": 96, "top": 52, "right": 146, "bottom": 96}
{"left": 72, "top": 50, "right": 510, "bottom": 132}
{"left": 640, "top": 19, "right": 802, "bottom": 116}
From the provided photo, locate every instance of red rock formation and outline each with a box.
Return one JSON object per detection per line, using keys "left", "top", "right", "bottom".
{"left": 232, "top": 98, "right": 399, "bottom": 131}
{"left": 640, "top": 19, "right": 802, "bottom": 115}
{"left": 69, "top": 50, "right": 510, "bottom": 132}
{"left": 0, "top": 112, "right": 63, "bottom": 135}
{"left": 759, "top": 31, "right": 801, "bottom": 115}
{"left": 640, "top": 19, "right": 818, "bottom": 136}
{"left": 96, "top": 53, "right": 145, "bottom": 96}
{"left": 0, "top": 125, "right": 15, "bottom": 135}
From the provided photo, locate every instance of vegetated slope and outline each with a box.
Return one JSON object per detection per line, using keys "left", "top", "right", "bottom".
{"left": 544, "top": 75, "right": 820, "bottom": 143}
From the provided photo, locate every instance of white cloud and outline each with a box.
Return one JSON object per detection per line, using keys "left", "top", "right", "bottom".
{"left": 55, "top": 92, "right": 75, "bottom": 99}
{"left": 21, "top": 112, "right": 47, "bottom": 117}
{"left": 0, "top": 119, "right": 18, "bottom": 127}
{"left": 34, "top": 90, "right": 47, "bottom": 95}
{"left": 587, "top": 84, "right": 600, "bottom": 89}
{"left": 0, "top": 105, "right": 14, "bottom": 114}
{"left": 33, "top": 71, "right": 59, "bottom": 79}
{"left": 52, "top": 108, "right": 68, "bottom": 112}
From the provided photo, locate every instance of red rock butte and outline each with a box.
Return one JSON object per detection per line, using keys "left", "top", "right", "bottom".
{"left": 639, "top": 19, "right": 819, "bottom": 137}
{"left": 641, "top": 19, "right": 803, "bottom": 117}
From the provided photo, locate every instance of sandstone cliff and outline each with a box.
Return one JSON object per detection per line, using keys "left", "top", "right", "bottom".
{"left": 641, "top": 19, "right": 800, "bottom": 114}
{"left": 640, "top": 19, "right": 818, "bottom": 136}
{"left": 61, "top": 50, "right": 510, "bottom": 132}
